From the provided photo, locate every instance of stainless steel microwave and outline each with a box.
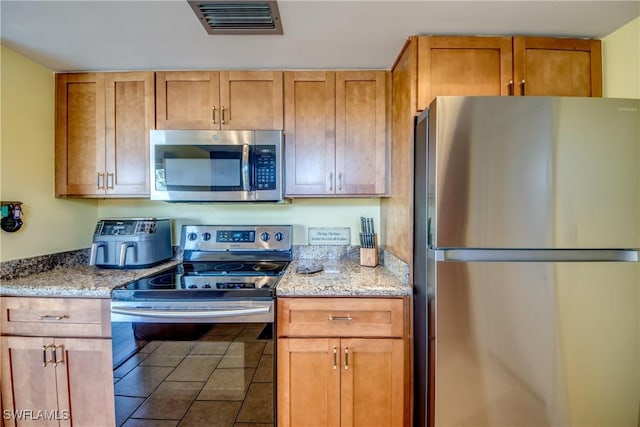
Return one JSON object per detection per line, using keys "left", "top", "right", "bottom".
{"left": 150, "top": 130, "right": 283, "bottom": 202}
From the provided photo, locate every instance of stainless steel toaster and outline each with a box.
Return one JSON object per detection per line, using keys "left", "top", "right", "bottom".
{"left": 89, "top": 218, "right": 172, "bottom": 268}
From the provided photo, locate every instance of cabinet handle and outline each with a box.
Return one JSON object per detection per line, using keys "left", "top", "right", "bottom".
{"left": 42, "top": 345, "right": 52, "bottom": 367}
{"left": 221, "top": 106, "right": 226, "bottom": 124}
{"left": 328, "top": 315, "right": 353, "bottom": 321}
{"left": 39, "top": 315, "right": 69, "bottom": 321}
{"left": 53, "top": 345, "right": 64, "bottom": 367}
{"left": 344, "top": 347, "right": 349, "bottom": 370}
{"left": 106, "top": 173, "right": 114, "bottom": 189}
{"left": 507, "top": 80, "right": 514, "bottom": 96}
{"left": 333, "top": 347, "right": 338, "bottom": 370}
{"left": 519, "top": 79, "right": 526, "bottom": 96}
{"left": 338, "top": 172, "right": 343, "bottom": 191}
{"left": 328, "top": 172, "right": 334, "bottom": 191}
{"left": 212, "top": 106, "right": 217, "bottom": 124}
{"left": 96, "top": 173, "right": 105, "bottom": 190}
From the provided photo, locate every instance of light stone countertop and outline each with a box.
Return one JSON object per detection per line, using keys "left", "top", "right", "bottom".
{"left": 0, "top": 260, "right": 181, "bottom": 298}
{"left": 276, "top": 259, "right": 412, "bottom": 297}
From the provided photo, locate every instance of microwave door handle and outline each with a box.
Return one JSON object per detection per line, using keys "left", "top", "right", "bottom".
{"left": 242, "top": 144, "right": 251, "bottom": 192}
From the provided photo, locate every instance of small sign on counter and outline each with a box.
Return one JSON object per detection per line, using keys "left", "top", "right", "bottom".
{"left": 308, "top": 227, "right": 350, "bottom": 245}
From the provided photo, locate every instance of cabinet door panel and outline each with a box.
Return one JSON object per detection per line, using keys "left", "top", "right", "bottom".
{"left": 55, "top": 73, "right": 106, "bottom": 196}
{"left": 417, "top": 36, "right": 513, "bottom": 110}
{"left": 335, "top": 71, "right": 388, "bottom": 195}
{"left": 1, "top": 337, "right": 61, "bottom": 427}
{"left": 513, "top": 37, "right": 602, "bottom": 97}
{"left": 340, "top": 339, "right": 404, "bottom": 427}
{"left": 55, "top": 338, "right": 115, "bottom": 427}
{"left": 156, "top": 71, "right": 219, "bottom": 129}
{"left": 277, "top": 338, "right": 340, "bottom": 427}
{"left": 284, "top": 71, "right": 336, "bottom": 195}
{"left": 220, "top": 71, "right": 283, "bottom": 129}
{"left": 105, "top": 72, "right": 154, "bottom": 195}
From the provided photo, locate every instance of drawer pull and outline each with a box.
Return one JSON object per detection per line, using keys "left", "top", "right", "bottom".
{"left": 328, "top": 315, "right": 352, "bottom": 321}
{"left": 333, "top": 347, "right": 338, "bottom": 370}
{"left": 344, "top": 347, "right": 349, "bottom": 370}
{"left": 39, "top": 315, "right": 69, "bottom": 321}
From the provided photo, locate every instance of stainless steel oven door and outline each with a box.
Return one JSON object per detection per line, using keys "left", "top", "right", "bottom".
{"left": 110, "top": 299, "right": 274, "bottom": 323}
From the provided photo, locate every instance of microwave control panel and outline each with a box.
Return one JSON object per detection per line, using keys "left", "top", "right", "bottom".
{"left": 255, "top": 145, "right": 277, "bottom": 191}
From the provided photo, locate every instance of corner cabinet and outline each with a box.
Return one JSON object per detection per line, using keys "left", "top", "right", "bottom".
{"left": 277, "top": 297, "right": 410, "bottom": 427}
{"left": 55, "top": 72, "right": 154, "bottom": 197}
{"left": 284, "top": 70, "right": 389, "bottom": 197}
{"left": 155, "top": 70, "right": 283, "bottom": 130}
{"left": 0, "top": 297, "right": 115, "bottom": 427}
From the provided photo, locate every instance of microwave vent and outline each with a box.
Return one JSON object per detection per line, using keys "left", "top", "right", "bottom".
{"left": 188, "top": 0, "right": 283, "bottom": 35}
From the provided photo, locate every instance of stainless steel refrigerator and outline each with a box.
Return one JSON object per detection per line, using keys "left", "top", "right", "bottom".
{"left": 413, "top": 96, "right": 640, "bottom": 427}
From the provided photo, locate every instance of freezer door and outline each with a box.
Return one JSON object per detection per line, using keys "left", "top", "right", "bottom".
{"left": 429, "top": 96, "right": 640, "bottom": 249}
{"left": 432, "top": 259, "right": 640, "bottom": 427}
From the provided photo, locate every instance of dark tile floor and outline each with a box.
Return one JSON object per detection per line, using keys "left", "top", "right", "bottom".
{"left": 113, "top": 323, "right": 274, "bottom": 427}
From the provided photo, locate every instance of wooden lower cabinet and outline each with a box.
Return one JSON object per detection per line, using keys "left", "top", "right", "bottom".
{"left": 278, "top": 337, "right": 404, "bottom": 427}
{"left": 277, "top": 297, "right": 409, "bottom": 427}
{"left": 0, "top": 297, "right": 115, "bottom": 427}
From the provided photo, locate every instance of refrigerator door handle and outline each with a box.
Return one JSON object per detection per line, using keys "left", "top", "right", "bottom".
{"left": 432, "top": 249, "right": 640, "bottom": 262}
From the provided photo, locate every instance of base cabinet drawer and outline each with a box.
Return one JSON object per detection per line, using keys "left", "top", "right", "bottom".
{"left": 277, "top": 297, "right": 404, "bottom": 338}
{"left": 1, "top": 297, "right": 111, "bottom": 338}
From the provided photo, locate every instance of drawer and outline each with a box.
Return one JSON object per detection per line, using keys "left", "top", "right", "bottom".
{"left": 1, "top": 297, "right": 111, "bottom": 338}
{"left": 277, "top": 297, "right": 404, "bottom": 338}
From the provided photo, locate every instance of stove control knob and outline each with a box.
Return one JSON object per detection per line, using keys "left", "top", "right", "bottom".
{"left": 202, "top": 232, "right": 212, "bottom": 241}
{"left": 261, "top": 232, "right": 270, "bottom": 242}
{"left": 187, "top": 232, "right": 198, "bottom": 241}
{"left": 274, "top": 232, "right": 284, "bottom": 241}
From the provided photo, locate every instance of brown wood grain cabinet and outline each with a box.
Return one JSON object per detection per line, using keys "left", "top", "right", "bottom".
{"left": 277, "top": 297, "right": 410, "bottom": 427}
{"left": 284, "top": 70, "right": 389, "bottom": 196}
{"left": 513, "top": 36, "right": 602, "bottom": 97}
{"left": 0, "top": 297, "right": 115, "bottom": 427}
{"left": 156, "top": 70, "right": 283, "bottom": 130}
{"left": 381, "top": 34, "right": 602, "bottom": 274}
{"left": 55, "top": 71, "right": 154, "bottom": 197}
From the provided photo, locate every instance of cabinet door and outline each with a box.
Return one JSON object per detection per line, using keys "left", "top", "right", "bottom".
{"left": 335, "top": 71, "right": 388, "bottom": 195}
{"left": 220, "top": 71, "right": 283, "bottom": 129}
{"left": 277, "top": 338, "right": 341, "bottom": 427}
{"left": 1, "top": 336, "right": 62, "bottom": 427}
{"left": 156, "top": 71, "right": 220, "bottom": 129}
{"left": 513, "top": 37, "right": 602, "bottom": 97}
{"left": 105, "top": 72, "right": 154, "bottom": 196}
{"left": 54, "top": 338, "right": 115, "bottom": 427}
{"left": 283, "top": 71, "right": 336, "bottom": 195}
{"left": 340, "top": 339, "right": 405, "bottom": 427}
{"left": 417, "top": 36, "right": 513, "bottom": 110}
{"left": 55, "top": 73, "right": 106, "bottom": 196}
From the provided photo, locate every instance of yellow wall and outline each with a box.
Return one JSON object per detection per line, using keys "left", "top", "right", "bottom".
{"left": 98, "top": 198, "right": 380, "bottom": 246}
{"left": 0, "top": 45, "right": 97, "bottom": 262}
{"left": 603, "top": 16, "right": 640, "bottom": 98}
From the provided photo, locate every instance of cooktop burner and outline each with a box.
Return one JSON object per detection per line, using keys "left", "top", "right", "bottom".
{"left": 182, "top": 260, "right": 289, "bottom": 276}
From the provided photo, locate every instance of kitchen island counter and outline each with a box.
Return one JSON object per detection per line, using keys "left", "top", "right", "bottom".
{"left": 277, "top": 259, "right": 411, "bottom": 297}
{"left": 0, "top": 260, "right": 180, "bottom": 298}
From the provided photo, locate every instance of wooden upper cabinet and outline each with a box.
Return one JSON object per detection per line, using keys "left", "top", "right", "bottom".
{"left": 156, "top": 70, "right": 283, "bottom": 130}
{"left": 284, "top": 71, "right": 336, "bottom": 195}
{"left": 417, "top": 36, "right": 513, "bottom": 110}
{"left": 284, "top": 70, "right": 389, "bottom": 197}
{"left": 513, "top": 36, "right": 602, "bottom": 97}
{"left": 56, "top": 72, "right": 153, "bottom": 197}
{"left": 335, "top": 71, "right": 388, "bottom": 195}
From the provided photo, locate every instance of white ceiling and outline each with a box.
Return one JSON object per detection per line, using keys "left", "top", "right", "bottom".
{"left": 1, "top": 0, "right": 639, "bottom": 72}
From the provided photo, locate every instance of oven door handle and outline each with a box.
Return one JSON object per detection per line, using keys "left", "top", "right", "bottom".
{"left": 110, "top": 305, "right": 271, "bottom": 319}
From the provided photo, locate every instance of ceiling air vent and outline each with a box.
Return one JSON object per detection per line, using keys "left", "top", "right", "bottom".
{"left": 188, "top": 0, "right": 283, "bottom": 35}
